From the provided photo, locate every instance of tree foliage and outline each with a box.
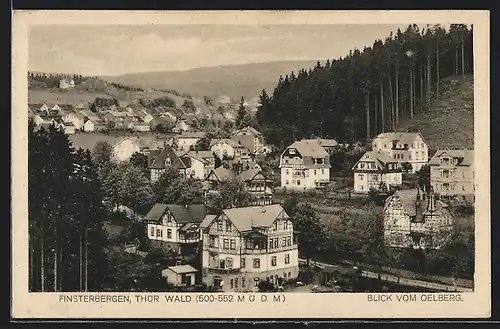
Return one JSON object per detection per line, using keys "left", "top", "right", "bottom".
{"left": 256, "top": 24, "right": 474, "bottom": 147}
{"left": 28, "top": 122, "right": 109, "bottom": 292}
{"left": 151, "top": 167, "right": 204, "bottom": 205}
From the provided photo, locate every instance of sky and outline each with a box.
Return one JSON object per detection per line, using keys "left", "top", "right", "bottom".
{"left": 29, "top": 24, "right": 415, "bottom": 76}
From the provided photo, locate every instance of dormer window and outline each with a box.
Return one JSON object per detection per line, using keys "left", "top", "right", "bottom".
{"left": 441, "top": 158, "right": 450, "bottom": 165}
{"left": 165, "top": 158, "right": 171, "bottom": 166}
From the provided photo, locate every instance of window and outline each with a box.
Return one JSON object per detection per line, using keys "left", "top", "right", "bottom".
{"left": 241, "top": 258, "right": 246, "bottom": 268}
{"left": 223, "top": 239, "right": 229, "bottom": 249}
{"left": 297, "top": 180, "right": 301, "bottom": 186}
{"left": 321, "top": 169, "right": 325, "bottom": 175}
{"left": 226, "top": 258, "right": 233, "bottom": 269}
{"left": 217, "top": 221, "right": 223, "bottom": 231}
{"left": 225, "top": 221, "right": 232, "bottom": 232}
{"left": 242, "top": 277, "right": 246, "bottom": 288}
{"left": 286, "top": 169, "right": 289, "bottom": 175}
{"left": 253, "top": 259, "right": 260, "bottom": 268}
{"left": 230, "top": 239, "right": 236, "bottom": 250}
{"left": 234, "top": 278, "right": 238, "bottom": 289}
{"left": 269, "top": 239, "right": 273, "bottom": 249}
{"left": 289, "top": 148, "right": 296, "bottom": 154}
{"left": 284, "top": 221, "right": 288, "bottom": 230}
{"left": 287, "top": 236, "right": 292, "bottom": 246}
{"left": 285, "top": 254, "right": 290, "bottom": 264}
{"left": 462, "top": 185, "right": 465, "bottom": 191}
{"left": 360, "top": 162, "right": 365, "bottom": 169}
{"left": 271, "top": 256, "right": 277, "bottom": 266}
{"left": 409, "top": 153, "right": 412, "bottom": 160}
{"left": 285, "top": 159, "right": 289, "bottom": 164}
{"left": 288, "top": 272, "right": 291, "bottom": 277}
{"left": 462, "top": 171, "right": 466, "bottom": 178}
{"left": 157, "top": 229, "right": 162, "bottom": 237}
{"left": 359, "top": 174, "right": 364, "bottom": 181}
{"left": 282, "top": 237, "right": 286, "bottom": 247}
{"left": 384, "top": 144, "right": 387, "bottom": 148}
{"left": 208, "top": 235, "right": 215, "bottom": 247}
{"left": 230, "top": 279, "right": 234, "bottom": 289}
{"left": 285, "top": 180, "right": 289, "bottom": 185}
{"left": 167, "top": 229, "right": 172, "bottom": 239}
{"left": 420, "top": 143, "right": 424, "bottom": 148}
{"left": 313, "top": 169, "right": 317, "bottom": 175}
{"left": 150, "top": 227, "right": 155, "bottom": 236}
{"left": 274, "top": 238, "right": 279, "bottom": 248}
{"left": 412, "top": 143, "right": 415, "bottom": 149}
{"left": 254, "top": 278, "right": 260, "bottom": 286}
{"left": 283, "top": 272, "right": 287, "bottom": 278}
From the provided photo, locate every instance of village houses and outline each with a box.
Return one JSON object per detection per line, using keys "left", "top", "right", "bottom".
{"left": 211, "top": 139, "right": 251, "bottom": 160}
{"left": 371, "top": 132, "right": 429, "bottom": 173}
{"left": 173, "top": 132, "right": 206, "bottom": 151}
{"left": 383, "top": 187, "right": 453, "bottom": 250}
{"left": 205, "top": 167, "right": 273, "bottom": 206}
{"left": 143, "top": 203, "right": 207, "bottom": 255}
{"left": 352, "top": 151, "right": 403, "bottom": 193}
{"left": 428, "top": 149, "right": 475, "bottom": 202}
{"left": 199, "top": 204, "right": 299, "bottom": 292}
{"left": 279, "top": 140, "right": 331, "bottom": 189}
{"left": 59, "top": 78, "right": 75, "bottom": 89}
{"left": 231, "top": 126, "right": 271, "bottom": 155}
{"left": 176, "top": 150, "right": 216, "bottom": 180}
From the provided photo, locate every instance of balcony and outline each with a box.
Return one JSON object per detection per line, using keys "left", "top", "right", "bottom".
{"left": 242, "top": 248, "right": 268, "bottom": 255}
{"left": 207, "top": 268, "right": 241, "bottom": 275}
{"left": 206, "top": 246, "right": 240, "bottom": 254}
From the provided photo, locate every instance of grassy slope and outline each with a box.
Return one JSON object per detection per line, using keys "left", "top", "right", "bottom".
{"left": 102, "top": 60, "right": 319, "bottom": 100}
{"left": 398, "top": 74, "right": 474, "bottom": 150}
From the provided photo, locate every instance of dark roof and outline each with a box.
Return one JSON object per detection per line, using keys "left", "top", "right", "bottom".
{"left": 385, "top": 188, "right": 449, "bottom": 219}
{"left": 222, "top": 204, "right": 287, "bottom": 232}
{"left": 143, "top": 203, "right": 207, "bottom": 224}
{"left": 148, "top": 145, "right": 186, "bottom": 170}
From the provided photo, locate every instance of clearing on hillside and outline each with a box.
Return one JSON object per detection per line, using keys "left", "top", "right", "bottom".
{"left": 398, "top": 74, "right": 474, "bottom": 150}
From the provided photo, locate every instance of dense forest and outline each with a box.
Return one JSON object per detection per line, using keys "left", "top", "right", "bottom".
{"left": 256, "top": 24, "right": 474, "bottom": 148}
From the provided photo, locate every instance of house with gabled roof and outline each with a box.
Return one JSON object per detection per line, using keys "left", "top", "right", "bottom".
{"left": 371, "top": 132, "right": 429, "bottom": 173}
{"left": 384, "top": 187, "right": 453, "bottom": 250}
{"left": 148, "top": 145, "right": 189, "bottom": 182}
{"left": 199, "top": 204, "right": 299, "bottom": 292}
{"left": 352, "top": 151, "right": 403, "bottom": 193}
{"left": 143, "top": 203, "right": 207, "bottom": 254}
{"left": 205, "top": 167, "right": 273, "bottom": 206}
{"left": 428, "top": 149, "right": 475, "bottom": 202}
{"left": 279, "top": 140, "right": 331, "bottom": 189}
{"left": 176, "top": 150, "right": 216, "bottom": 179}
{"left": 301, "top": 138, "right": 339, "bottom": 155}
{"left": 173, "top": 132, "right": 206, "bottom": 151}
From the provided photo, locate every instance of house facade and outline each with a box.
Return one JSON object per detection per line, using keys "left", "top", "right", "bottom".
{"left": 200, "top": 204, "right": 299, "bottom": 292}
{"left": 211, "top": 139, "right": 250, "bottom": 159}
{"left": 177, "top": 150, "right": 216, "bottom": 179}
{"left": 231, "top": 126, "right": 268, "bottom": 155}
{"left": 112, "top": 138, "right": 142, "bottom": 162}
{"left": 62, "top": 111, "right": 85, "bottom": 130}
{"left": 59, "top": 79, "right": 75, "bottom": 89}
{"left": 383, "top": 188, "right": 453, "bottom": 249}
{"left": 148, "top": 145, "right": 188, "bottom": 182}
{"left": 352, "top": 151, "right": 403, "bottom": 193}
{"left": 279, "top": 140, "right": 331, "bottom": 189}
{"left": 174, "top": 132, "right": 206, "bottom": 151}
{"left": 205, "top": 167, "right": 273, "bottom": 206}
{"left": 428, "top": 150, "right": 475, "bottom": 202}
{"left": 371, "top": 132, "right": 429, "bottom": 173}
{"left": 143, "top": 203, "right": 207, "bottom": 254}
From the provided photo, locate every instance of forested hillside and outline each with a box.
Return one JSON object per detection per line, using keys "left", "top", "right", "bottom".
{"left": 398, "top": 74, "right": 474, "bottom": 150}
{"left": 256, "top": 24, "right": 474, "bottom": 148}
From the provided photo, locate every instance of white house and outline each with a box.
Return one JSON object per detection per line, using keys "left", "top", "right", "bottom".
{"left": 143, "top": 203, "right": 207, "bottom": 254}
{"left": 279, "top": 140, "right": 331, "bottom": 189}
{"left": 200, "top": 204, "right": 299, "bottom": 292}
{"left": 62, "top": 111, "right": 86, "bottom": 131}
{"left": 59, "top": 79, "right": 75, "bottom": 89}
{"left": 173, "top": 132, "right": 206, "bottom": 151}
{"left": 162, "top": 265, "right": 197, "bottom": 287}
{"left": 211, "top": 139, "right": 251, "bottom": 160}
{"left": 112, "top": 138, "right": 142, "bottom": 162}
{"left": 371, "top": 132, "right": 429, "bottom": 173}
{"left": 177, "top": 150, "right": 216, "bottom": 179}
{"left": 352, "top": 151, "right": 403, "bottom": 193}
{"left": 428, "top": 149, "right": 475, "bottom": 202}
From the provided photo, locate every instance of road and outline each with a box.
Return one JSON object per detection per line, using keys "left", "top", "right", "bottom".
{"left": 299, "top": 259, "right": 473, "bottom": 292}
